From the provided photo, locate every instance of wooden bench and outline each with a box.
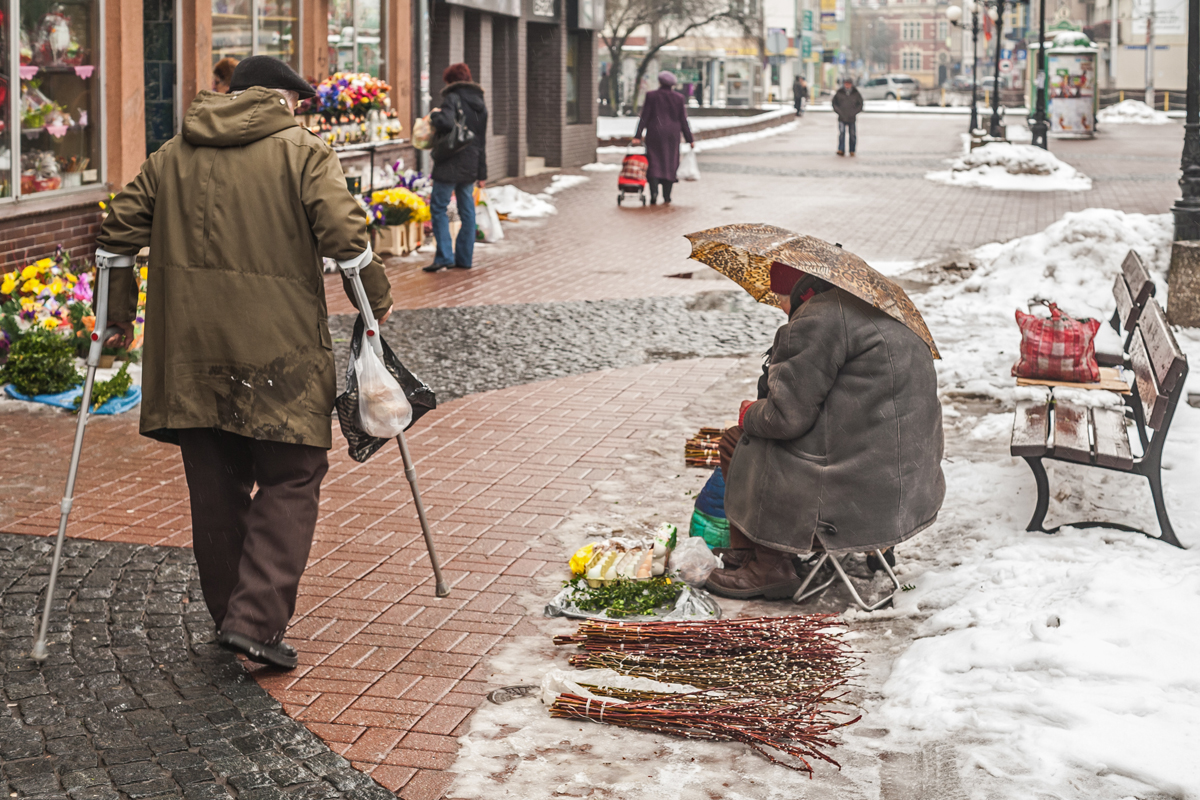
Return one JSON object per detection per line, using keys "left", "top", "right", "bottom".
{"left": 1098, "top": 250, "right": 1156, "bottom": 366}
{"left": 1011, "top": 297, "right": 1188, "bottom": 548}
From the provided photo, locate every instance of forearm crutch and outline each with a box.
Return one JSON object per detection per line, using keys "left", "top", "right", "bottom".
{"left": 31, "top": 249, "right": 136, "bottom": 662}
{"left": 339, "top": 249, "right": 449, "bottom": 598}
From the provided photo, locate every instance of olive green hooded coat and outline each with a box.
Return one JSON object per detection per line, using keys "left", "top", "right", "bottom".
{"left": 97, "top": 88, "right": 392, "bottom": 449}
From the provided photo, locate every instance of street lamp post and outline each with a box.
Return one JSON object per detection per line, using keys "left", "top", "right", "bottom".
{"left": 1030, "top": 0, "right": 1049, "bottom": 148}
{"left": 1172, "top": 0, "right": 1200, "bottom": 240}
{"left": 946, "top": 2, "right": 982, "bottom": 132}
{"left": 987, "top": 0, "right": 1007, "bottom": 137}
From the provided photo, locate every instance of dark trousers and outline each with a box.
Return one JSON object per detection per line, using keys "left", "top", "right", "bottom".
{"left": 838, "top": 120, "right": 857, "bottom": 154}
{"left": 649, "top": 178, "right": 674, "bottom": 203}
{"left": 178, "top": 428, "right": 328, "bottom": 644}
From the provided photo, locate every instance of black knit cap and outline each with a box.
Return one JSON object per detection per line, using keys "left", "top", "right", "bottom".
{"left": 229, "top": 56, "right": 316, "bottom": 99}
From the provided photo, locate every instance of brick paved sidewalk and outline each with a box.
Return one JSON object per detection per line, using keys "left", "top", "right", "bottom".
{"left": 327, "top": 114, "right": 1184, "bottom": 314}
{"left": 0, "top": 358, "right": 739, "bottom": 798}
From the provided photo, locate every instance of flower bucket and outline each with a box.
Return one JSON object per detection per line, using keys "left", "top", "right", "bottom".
{"left": 377, "top": 225, "right": 406, "bottom": 256}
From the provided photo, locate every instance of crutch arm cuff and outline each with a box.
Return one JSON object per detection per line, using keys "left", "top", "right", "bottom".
{"left": 95, "top": 248, "right": 137, "bottom": 269}
{"left": 336, "top": 244, "right": 374, "bottom": 274}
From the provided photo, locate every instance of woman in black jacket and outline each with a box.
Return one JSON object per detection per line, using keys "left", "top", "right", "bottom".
{"left": 425, "top": 63, "right": 489, "bottom": 272}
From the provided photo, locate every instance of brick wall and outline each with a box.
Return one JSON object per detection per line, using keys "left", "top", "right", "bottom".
{"left": 560, "top": 31, "right": 597, "bottom": 168}
{"left": 0, "top": 200, "right": 105, "bottom": 271}
{"left": 526, "top": 21, "right": 563, "bottom": 165}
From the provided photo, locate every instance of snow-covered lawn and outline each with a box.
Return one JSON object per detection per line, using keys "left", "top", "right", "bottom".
{"left": 926, "top": 142, "right": 1092, "bottom": 192}
{"left": 1098, "top": 99, "right": 1172, "bottom": 125}
{"left": 447, "top": 209, "right": 1200, "bottom": 800}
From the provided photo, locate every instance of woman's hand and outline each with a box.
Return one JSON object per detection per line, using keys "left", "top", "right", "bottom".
{"left": 690, "top": 142, "right": 695, "bottom": 149}
{"left": 740, "top": 400, "right": 754, "bottom": 415}
{"left": 630, "top": 137, "right": 641, "bottom": 145}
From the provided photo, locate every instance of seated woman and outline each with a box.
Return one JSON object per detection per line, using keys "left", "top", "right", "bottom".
{"left": 706, "top": 263, "right": 945, "bottom": 599}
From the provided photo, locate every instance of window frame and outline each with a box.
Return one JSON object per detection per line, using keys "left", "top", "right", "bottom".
{"left": 2, "top": 0, "right": 108, "bottom": 204}
{"left": 213, "top": 0, "right": 303, "bottom": 73}
{"left": 901, "top": 20, "right": 921, "bottom": 40}
{"left": 328, "top": 0, "right": 385, "bottom": 76}
{"left": 900, "top": 49, "right": 922, "bottom": 71}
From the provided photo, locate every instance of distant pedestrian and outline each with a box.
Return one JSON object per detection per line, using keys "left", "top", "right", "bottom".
{"left": 793, "top": 76, "right": 809, "bottom": 116}
{"left": 832, "top": 77, "right": 863, "bottom": 156}
{"left": 695, "top": 74, "right": 705, "bottom": 107}
{"left": 212, "top": 57, "right": 237, "bottom": 93}
{"left": 425, "top": 62, "right": 488, "bottom": 272}
{"left": 631, "top": 71, "right": 695, "bottom": 205}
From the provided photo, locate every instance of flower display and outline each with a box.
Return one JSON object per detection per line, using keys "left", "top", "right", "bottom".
{"left": 368, "top": 186, "right": 431, "bottom": 228}
{"left": 0, "top": 250, "right": 81, "bottom": 339}
{"left": 307, "top": 73, "right": 391, "bottom": 119}
{"left": 394, "top": 168, "right": 433, "bottom": 203}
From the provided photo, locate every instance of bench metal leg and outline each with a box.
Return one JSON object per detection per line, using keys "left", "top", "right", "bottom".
{"left": 1147, "top": 470, "right": 1184, "bottom": 549}
{"left": 1023, "top": 457, "right": 1051, "bottom": 532}
{"left": 793, "top": 550, "right": 902, "bottom": 612}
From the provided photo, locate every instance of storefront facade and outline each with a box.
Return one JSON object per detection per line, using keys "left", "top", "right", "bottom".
{"left": 1, "top": 0, "right": 417, "bottom": 268}
{"left": 429, "top": 0, "right": 598, "bottom": 178}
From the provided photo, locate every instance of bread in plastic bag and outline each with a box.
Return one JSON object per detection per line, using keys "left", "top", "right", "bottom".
{"left": 355, "top": 341, "right": 413, "bottom": 438}
{"left": 668, "top": 536, "right": 720, "bottom": 588}
{"left": 413, "top": 115, "right": 434, "bottom": 150}
{"left": 334, "top": 316, "right": 437, "bottom": 463}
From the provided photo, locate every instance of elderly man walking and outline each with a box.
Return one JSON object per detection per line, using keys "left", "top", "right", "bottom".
{"left": 96, "top": 57, "right": 393, "bottom": 669}
{"left": 832, "top": 77, "right": 863, "bottom": 156}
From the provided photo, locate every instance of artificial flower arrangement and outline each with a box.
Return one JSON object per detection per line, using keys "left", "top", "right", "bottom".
{"left": 367, "top": 186, "right": 430, "bottom": 230}
{"left": 305, "top": 72, "right": 391, "bottom": 119}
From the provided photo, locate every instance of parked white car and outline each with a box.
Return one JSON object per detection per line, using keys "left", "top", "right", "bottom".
{"left": 858, "top": 74, "right": 920, "bottom": 101}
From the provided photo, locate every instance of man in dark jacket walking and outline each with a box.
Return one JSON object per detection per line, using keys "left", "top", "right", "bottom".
{"left": 425, "top": 62, "right": 488, "bottom": 272}
{"left": 832, "top": 77, "right": 863, "bottom": 156}
{"left": 96, "top": 57, "right": 393, "bottom": 668}
{"left": 792, "top": 76, "right": 808, "bottom": 116}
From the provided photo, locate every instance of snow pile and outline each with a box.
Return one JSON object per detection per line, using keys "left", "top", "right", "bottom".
{"left": 920, "top": 208, "right": 1172, "bottom": 403}
{"left": 541, "top": 174, "right": 590, "bottom": 195}
{"left": 581, "top": 161, "right": 622, "bottom": 172}
{"left": 872, "top": 526, "right": 1200, "bottom": 800}
{"left": 487, "top": 185, "right": 558, "bottom": 218}
{"left": 926, "top": 142, "right": 1092, "bottom": 192}
{"left": 1097, "top": 99, "right": 1172, "bottom": 125}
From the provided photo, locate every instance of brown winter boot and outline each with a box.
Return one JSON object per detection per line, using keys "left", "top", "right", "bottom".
{"left": 705, "top": 547, "right": 804, "bottom": 600}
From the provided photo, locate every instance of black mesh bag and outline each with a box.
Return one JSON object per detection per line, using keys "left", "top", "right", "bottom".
{"left": 335, "top": 317, "right": 437, "bottom": 463}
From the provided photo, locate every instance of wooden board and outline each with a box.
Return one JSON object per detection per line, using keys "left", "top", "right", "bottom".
{"left": 1138, "top": 299, "right": 1187, "bottom": 395}
{"left": 1122, "top": 250, "right": 1155, "bottom": 308}
{"left": 1011, "top": 401, "right": 1051, "bottom": 457}
{"left": 1113, "top": 272, "right": 1136, "bottom": 333}
{"left": 1092, "top": 407, "right": 1134, "bottom": 470}
{"left": 1130, "top": 330, "right": 1167, "bottom": 429}
{"left": 1016, "top": 367, "right": 1131, "bottom": 394}
{"left": 1052, "top": 401, "right": 1092, "bottom": 464}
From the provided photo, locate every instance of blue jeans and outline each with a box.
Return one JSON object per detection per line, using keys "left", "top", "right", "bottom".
{"left": 838, "top": 120, "right": 856, "bottom": 154}
{"left": 430, "top": 180, "right": 477, "bottom": 267}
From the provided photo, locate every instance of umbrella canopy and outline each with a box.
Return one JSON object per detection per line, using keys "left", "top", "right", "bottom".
{"left": 685, "top": 223, "right": 940, "bottom": 359}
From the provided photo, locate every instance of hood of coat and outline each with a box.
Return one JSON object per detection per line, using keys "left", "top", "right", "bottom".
{"left": 183, "top": 87, "right": 299, "bottom": 148}
{"left": 441, "top": 81, "right": 487, "bottom": 113}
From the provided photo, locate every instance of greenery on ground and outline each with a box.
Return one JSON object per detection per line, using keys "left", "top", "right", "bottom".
{"left": 0, "top": 328, "right": 82, "bottom": 395}
{"left": 562, "top": 574, "right": 684, "bottom": 618}
{"left": 75, "top": 361, "right": 133, "bottom": 412}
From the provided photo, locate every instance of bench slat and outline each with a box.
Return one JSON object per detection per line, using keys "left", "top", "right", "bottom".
{"left": 1052, "top": 401, "right": 1092, "bottom": 463}
{"left": 1131, "top": 329, "right": 1168, "bottom": 429}
{"left": 1011, "top": 401, "right": 1051, "bottom": 457}
{"left": 1139, "top": 299, "right": 1187, "bottom": 395}
{"left": 1122, "top": 250, "right": 1155, "bottom": 308}
{"left": 1092, "top": 407, "right": 1134, "bottom": 469}
{"left": 1113, "top": 272, "right": 1136, "bottom": 333}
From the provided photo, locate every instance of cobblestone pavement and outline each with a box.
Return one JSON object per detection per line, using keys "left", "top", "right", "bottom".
{"left": 0, "top": 359, "right": 740, "bottom": 798}
{"left": 330, "top": 291, "right": 779, "bottom": 399}
{"left": 0, "top": 533, "right": 395, "bottom": 800}
{"left": 325, "top": 113, "right": 1184, "bottom": 314}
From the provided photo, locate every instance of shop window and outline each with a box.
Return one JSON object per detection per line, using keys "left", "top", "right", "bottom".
{"left": 2, "top": 0, "right": 104, "bottom": 199}
{"left": 565, "top": 31, "right": 579, "bottom": 124}
{"left": 212, "top": 0, "right": 299, "bottom": 72}
{"left": 328, "top": 0, "right": 382, "bottom": 76}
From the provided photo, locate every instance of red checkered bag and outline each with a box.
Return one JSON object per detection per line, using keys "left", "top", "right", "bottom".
{"left": 1012, "top": 302, "right": 1101, "bottom": 383}
{"left": 619, "top": 154, "right": 648, "bottom": 185}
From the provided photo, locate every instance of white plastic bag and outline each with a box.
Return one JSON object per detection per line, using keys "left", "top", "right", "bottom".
{"left": 668, "top": 536, "right": 719, "bottom": 588}
{"left": 355, "top": 343, "right": 413, "bottom": 438}
{"left": 412, "top": 115, "right": 434, "bottom": 150}
{"left": 476, "top": 191, "right": 505, "bottom": 243}
{"left": 678, "top": 150, "right": 700, "bottom": 181}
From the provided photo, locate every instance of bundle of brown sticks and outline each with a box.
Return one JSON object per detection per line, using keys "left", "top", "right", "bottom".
{"left": 549, "top": 615, "right": 861, "bottom": 772}
{"left": 685, "top": 427, "right": 725, "bottom": 468}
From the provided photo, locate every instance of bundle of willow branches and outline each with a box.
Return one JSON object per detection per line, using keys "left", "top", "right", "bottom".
{"left": 549, "top": 615, "right": 861, "bottom": 772}
{"left": 684, "top": 427, "right": 724, "bottom": 468}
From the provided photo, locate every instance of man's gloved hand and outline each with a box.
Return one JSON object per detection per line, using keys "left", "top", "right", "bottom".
{"left": 739, "top": 399, "right": 754, "bottom": 427}
{"left": 105, "top": 321, "right": 135, "bottom": 349}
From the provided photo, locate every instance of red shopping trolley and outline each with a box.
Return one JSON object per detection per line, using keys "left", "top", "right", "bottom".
{"left": 617, "top": 150, "right": 648, "bottom": 207}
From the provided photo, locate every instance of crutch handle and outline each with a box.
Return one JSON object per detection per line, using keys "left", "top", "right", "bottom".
{"left": 335, "top": 245, "right": 384, "bottom": 358}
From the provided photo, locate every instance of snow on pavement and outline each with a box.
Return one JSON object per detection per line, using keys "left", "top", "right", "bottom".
{"left": 597, "top": 109, "right": 794, "bottom": 139}
{"left": 926, "top": 142, "right": 1092, "bottom": 192}
{"left": 1098, "top": 99, "right": 1173, "bottom": 125}
{"left": 488, "top": 175, "right": 591, "bottom": 219}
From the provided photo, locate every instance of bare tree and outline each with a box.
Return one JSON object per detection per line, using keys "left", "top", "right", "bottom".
{"left": 602, "top": 0, "right": 761, "bottom": 113}
{"left": 866, "top": 22, "right": 895, "bottom": 72}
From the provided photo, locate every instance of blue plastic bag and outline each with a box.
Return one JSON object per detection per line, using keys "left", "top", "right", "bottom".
{"left": 4, "top": 384, "right": 141, "bottom": 415}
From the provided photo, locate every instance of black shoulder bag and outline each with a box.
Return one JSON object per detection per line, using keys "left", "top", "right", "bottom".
{"left": 432, "top": 95, "right": 476, "bottom": 161}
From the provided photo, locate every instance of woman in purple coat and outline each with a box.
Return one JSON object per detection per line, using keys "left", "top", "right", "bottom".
{"left": 632, "top": 71, "right": 695, "bottom": 205}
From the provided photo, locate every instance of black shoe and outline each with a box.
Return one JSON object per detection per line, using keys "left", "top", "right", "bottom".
{"left": 866, "top": 548, "right": 896, "bottom": 573}
{"left": 218, "top": 630, "right": 299, "bottom": 669}
{"left": 423, "top": 263, "right": 448, "bottom": 273}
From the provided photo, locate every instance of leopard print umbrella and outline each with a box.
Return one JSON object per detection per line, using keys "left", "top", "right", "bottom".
{"left": 685, "top": 223, "right": 940, "bottom": 359}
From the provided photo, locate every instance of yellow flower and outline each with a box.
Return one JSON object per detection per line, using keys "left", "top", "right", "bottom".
{"left": 20, "top": 264, "right": 41, "bottom": 280}
{"left": 22, "top": 278, "right": 45, "bottom": 295}
{"left": 569, "top": 544, "right": 595, "bottom": 575}
{"left": 138, "top": 292, "right": 147, "bottom": 306}
{"left": 35, "top": 258, "right": 53, "bottom": 270}
{"left": 139, "top": 266, "right": 148, "bottom": 281}
{"left": 1, "top": 277, "right": 15, "bottom": 295}
{"left": 41, "top": 317, "right": 60, "bottom": 330}
{"left": 47, "top": 279, "right": 65, "bottom": 296}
